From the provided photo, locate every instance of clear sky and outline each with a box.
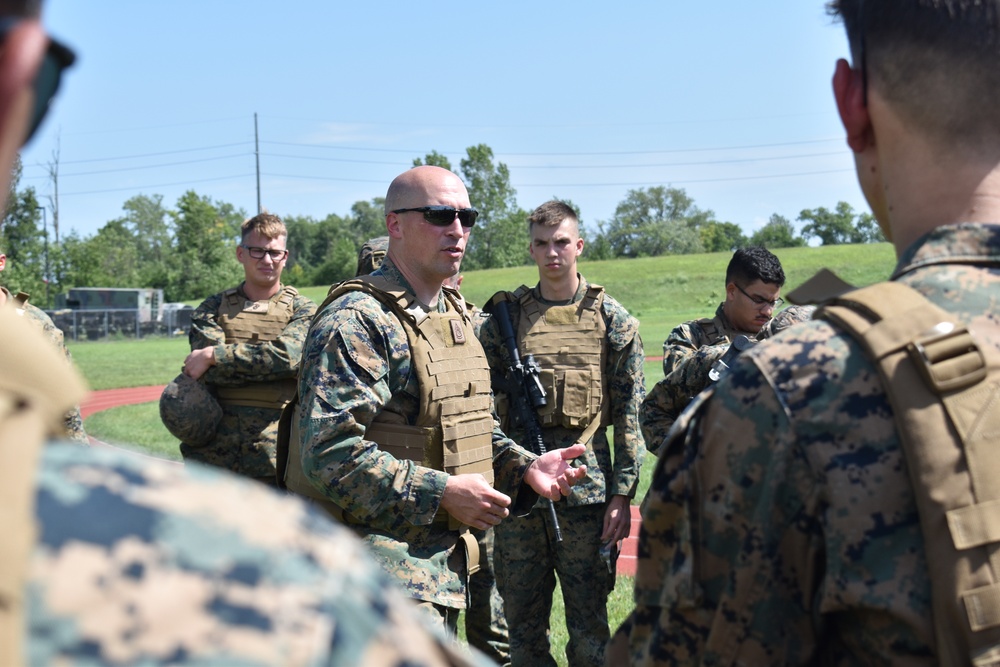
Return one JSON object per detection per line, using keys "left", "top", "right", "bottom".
{"left": 21, "top": 1, "right": 865, "bottom": 242}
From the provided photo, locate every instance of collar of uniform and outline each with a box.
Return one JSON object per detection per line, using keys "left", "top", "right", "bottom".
{"left": 532, "top": 272, "right": 588, "bottom": 307}
{"left": 376, "top": 256, "right": 450, "bottom": 313}
{"left": 892, "top": 222, "right": 1000, "bottom": 281}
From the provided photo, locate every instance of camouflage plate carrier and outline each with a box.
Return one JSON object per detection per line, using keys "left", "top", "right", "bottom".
{"left": 281, "top": 276, "right": 495, "bottom": 533}
{"left": 213, "top": 285, "right": 299, "bottom": 409}
{"left": 492, "top": 284, "right": 610, "bottom": 435}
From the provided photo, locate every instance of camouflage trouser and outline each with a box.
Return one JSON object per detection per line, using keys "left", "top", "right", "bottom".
{"left": 465, "top": 527, "right": 509, "bottom": 666}
{"left": 495, "top": 502, "right": 615, "bottom": 667}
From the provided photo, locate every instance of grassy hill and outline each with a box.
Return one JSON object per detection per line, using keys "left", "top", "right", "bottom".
{"left": 299, "top": 242, "right": 896, "bottom": 351}
{"left": 72, "top": 242, "right": 896, "bottom": 391}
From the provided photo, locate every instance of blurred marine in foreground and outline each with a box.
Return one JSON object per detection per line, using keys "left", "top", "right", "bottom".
{"left": 611, "top": 1, "right": 1000, "bottom": 664}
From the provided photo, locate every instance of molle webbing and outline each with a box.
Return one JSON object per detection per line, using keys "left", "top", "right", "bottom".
{"left": 295, "top": 276, "right": 494, "bottom": 528}
{"left": 697, "top": 317, "right": 726, "bottom": 346}
{"left": 515, "top": 284, "right": 608, "bottom": 432}
{"left": 819, "top": 282, "right": 1000, "bottom": 667}
{"left": 214, "top": 285, "right": 298, "bottom": 410}
{"left": 216, "top": 379, "right": 297, "bottom": 409}
{"left": 218, "top": 285, "right": 297, "bottom": 344}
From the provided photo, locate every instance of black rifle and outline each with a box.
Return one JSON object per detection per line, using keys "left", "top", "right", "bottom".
{"left": 493, "top": 299, "right": 563, "bottom": 542}
{"left": 708, "top": 334, "right": 755, "bottom": 382}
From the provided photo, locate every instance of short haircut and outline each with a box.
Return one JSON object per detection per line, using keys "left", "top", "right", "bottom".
{"left": 240, "top": 211, "right": 286, "bottom": 244}
{"left": 0, "top": 0, "right": 41, "bottom": 18}
{"left": 827, "top": 0, "right": 1000, "bottom": 152}
{"left": 725, "top": 246, "right": 785, "bottom": 288}
{"left": 528, "top": 200, "right": 577, "bottom": 233}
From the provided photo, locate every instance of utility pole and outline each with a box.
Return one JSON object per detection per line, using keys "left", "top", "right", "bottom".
{"left": 35, "top": 205, "right": 49, "bottom": 307}
{"left": 254, "top": 113, "right": 261, "bottom": 214}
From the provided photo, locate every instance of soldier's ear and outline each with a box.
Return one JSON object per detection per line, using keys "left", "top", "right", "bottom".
{"left": 386, "top": 212, "right": 404, "bottom": 239}
{"left": 833, "top": 58, "right": 872, "bottom": 154}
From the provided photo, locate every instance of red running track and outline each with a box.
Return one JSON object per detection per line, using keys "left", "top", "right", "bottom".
{"left": 80, "top": 384, "right": 644, "bottom": 578}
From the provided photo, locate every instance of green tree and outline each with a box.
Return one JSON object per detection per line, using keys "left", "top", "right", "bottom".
{"left": 855, "top": 212, "right": 885, "bottom": 243}
{"left": 310, "top": 235, "right": 357, "bottom": 286}
{"left": 112, "top": 194, "right": 172, "bottom": 288}
{"left": 348, "top": 198, "right": 387, "bottom": 245}
{"left": 600, "top": 186, "right": 708, "bottom": 257}
{"left": 165, "top": 191, "right": 245, "bottom": 301}
{"left": 0, "top": 157, "right": 48, "bottom": 304}
{"left": 799, "top": 201, "right": 877, "bottom": 245}
{"left": 459, "top": 144, "right": 525, "bottom": 269}
{"left": 413, "top": 151, "right": 453, "bottom": 170}
{"left": 75, "top": 219, "right": 143, "bottom": 288}
{"left": 750, "top": 214, "right": 806, "bottom": 248}
{"left": 699, "top": 221, "right": 748, "bottom": 253}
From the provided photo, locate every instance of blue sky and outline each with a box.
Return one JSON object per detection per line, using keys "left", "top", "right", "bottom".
{"left": 21, "top": 1, "right": 864, "bottom": 242}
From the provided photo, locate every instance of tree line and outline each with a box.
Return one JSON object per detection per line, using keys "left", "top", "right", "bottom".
{"left": 0, "top": 146, "right": 883, "bottom": 308}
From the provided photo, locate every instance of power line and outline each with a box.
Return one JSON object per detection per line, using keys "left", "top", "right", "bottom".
{"left": 57, "top": 153, "right": 251, "bottom": 178}
{"left": 25, "top": 147, "right": 844, "bottom": 181}
{"left": 513, "top": 168, "right": 854, "bottom": 189}
{"left": 40, "top": 141, "right": 252, "bottom": 165}
{"left": 60, "top": 173, "right": 256, "bottom": 197}
{"left": 259, "top": 137, "right": 842, "bottom": 157}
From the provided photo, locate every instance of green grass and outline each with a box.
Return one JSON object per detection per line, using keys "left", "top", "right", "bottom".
{"left": 69, "top": 335, "right": 187, "bottom": 390}
{"left": 455, "top": 573, "right": 635, "bottom": 666}
{"left": 86, "top": 402, "right": 182, "bottom": 461}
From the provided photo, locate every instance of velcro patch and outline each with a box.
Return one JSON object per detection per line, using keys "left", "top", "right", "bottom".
{"left": 450, "top": 319, "right": 466, "bottom": 344}
{"left": 337, "top": 318, "right": 388, "bottom": 383}
{"left": 243, "top": 299, "right": 270, "bottom": 314}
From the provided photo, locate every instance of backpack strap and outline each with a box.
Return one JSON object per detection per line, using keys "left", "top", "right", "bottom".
{"left": 819, "top": 281, "right": 1000, "bottom": 666}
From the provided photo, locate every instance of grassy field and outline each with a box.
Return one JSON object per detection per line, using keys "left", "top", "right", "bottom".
{"left": 72, "top": 243, "right": 895, "bottom": 501}
{"left": 69, "top": 244, "right": 895, "bottom": 666}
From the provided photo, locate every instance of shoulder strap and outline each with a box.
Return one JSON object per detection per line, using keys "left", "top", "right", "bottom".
{"left": 697, "top": 317, "right": 725, "bottom": 346}
{"left": 819, "top": 281, "right": 1000, "bottom": 666}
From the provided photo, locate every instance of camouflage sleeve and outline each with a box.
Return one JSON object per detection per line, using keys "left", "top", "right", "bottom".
{"left": 604, "top": 300, "right": 646, "bottom": 498}
{"left": 639, "top": 378, "right": 684, "bottom": 456}
{"left": 298, "top": 295, "right": 449, "bottom": 532}
{"left": 645, "top": 321, "right": 728, "bottom": 446}
{"left": 21, "top": 303, "right": 88, "bottom": 444}
{"left": 615, "top": 355, "right": 814, "bottom": 664}
{"left": 614, "top": 322, "right": 931, "bottom": 664}
{"left": 30, "top": 443, "right": 494, "bottom": 667}
{"left": 195, "top": 293, "right": 318, "bottom": 385}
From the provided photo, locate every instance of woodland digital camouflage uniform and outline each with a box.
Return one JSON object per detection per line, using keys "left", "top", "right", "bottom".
{"left": 611, "top": 224, "right": 1000, "bottom": 664}
{"left": 296, "top": 257, "right": 539, "bottom": 612}
{"left": 463, "top": 303, "right": 510, "bottom": 666}
{"left": 478, "top": 277, "right": 645, "bottom": 666}
{"left": 180, "top": 285, "right": 315, "bottom": 478}
{"left": 1, "top": 287, "right": 87, "bottom": 444}
{"left": 28, "top": 442, "right": 493, "bottom": 667}
{"left": 641, "top": 303, "right": 813, "bottom": 454}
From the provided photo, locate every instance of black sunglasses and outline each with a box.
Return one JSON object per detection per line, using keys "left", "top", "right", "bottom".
{"left": 391, "top": 206, "right": 479, "bottom": 228}
{"left": 0, "top": 18, "right": 76, "bottom": 146}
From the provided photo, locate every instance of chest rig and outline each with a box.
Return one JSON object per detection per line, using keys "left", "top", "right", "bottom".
{"left": 283, "top": 276, "right": 495, "bottom": 526}
{"left": 214, "top": 284, "right": 298, "bottom": 409}
{"left": 512, "top": 284, "right": 609, "bottom": 431}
